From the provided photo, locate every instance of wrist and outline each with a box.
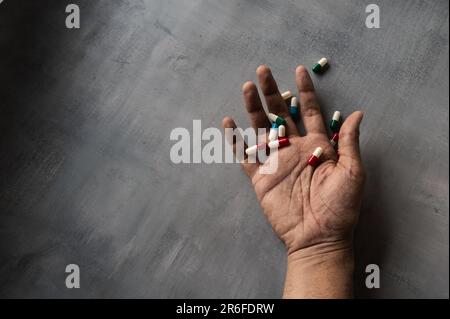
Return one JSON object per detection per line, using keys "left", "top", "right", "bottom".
{"left": 287, "top": 239, "right": 353, "bottom": 261}
{"left": 283, "top": 241, "right": 354, "bottom": 299}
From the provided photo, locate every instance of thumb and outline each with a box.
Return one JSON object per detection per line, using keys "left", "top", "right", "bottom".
{"left": 338, "top": 111, "right": 364, "bottom": 166}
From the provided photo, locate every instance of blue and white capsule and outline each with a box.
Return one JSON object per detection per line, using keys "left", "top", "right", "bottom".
{"left": 269, "top": 123, "right": 279, "bottom": 142}
{"left": 290, "top": 96, "right": 299, "bottom": 119}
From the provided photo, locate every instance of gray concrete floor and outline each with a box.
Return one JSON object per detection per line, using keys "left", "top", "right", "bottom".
{"left": 0, "top": 0, "right": 448, "bottom": 298}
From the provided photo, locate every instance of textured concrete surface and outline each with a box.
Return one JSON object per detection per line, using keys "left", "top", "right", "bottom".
{"left": 0, "top": 0, "right": 448, "bottom": 298}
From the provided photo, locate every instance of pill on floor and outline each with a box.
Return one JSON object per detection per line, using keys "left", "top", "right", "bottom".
{"left": 268, "top": 137, "right": 290, "bottom": 149}
{"left": 290, "top": 96, "right": 299, "bottom": 119}
{"left": 268, "top": 113, "right": 287, "bottom": 126}
{"left": 281, "top": 91, "right": 293, "bottom": 100}
{"left": 269, "top": 123, "right": 279, "bottom": 142}
{"left": 307, "top": 147, "right": 323, "bottom": 166}
{"left": 330, "top": 132, "right": 339, "bottom": 147}
{"left": 312, "top": 58, "right": 328, "bottom": 73}
{"left": 278, "top": 125, "right": 286, "bottom": 137}
{"left": 245, "top": 142, "right": 268, "bottom": 155}
{"left": 330, "top": 111, "right": 341, "bottom": 132}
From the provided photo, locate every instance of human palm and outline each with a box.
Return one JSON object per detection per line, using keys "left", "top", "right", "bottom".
{"left": 223, "top": 65, "right": 365, "bottom": 256}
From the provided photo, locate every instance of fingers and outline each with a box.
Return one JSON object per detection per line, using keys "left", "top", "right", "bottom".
{"left": 337, "top": 111, "right": 364, "bottom": 172}
{"left": 242, "top": 81, "right": 271, "bottom": 131}
{"left": 222, "top": 116, "right": 259, "bottom": 178}
{"left": 295, "top": 65, "right": 327, "bottom": 135}
{"left": 256, "top": 65, "right": 299, "bottom": 136}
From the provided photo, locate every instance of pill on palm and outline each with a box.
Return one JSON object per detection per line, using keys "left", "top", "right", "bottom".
{"left": 307, "top": 147, "right": 323, "bottom": 166}
{"left": 245, "top": 142, "right": 267, "bottom": 155}
{"left": 278, "top": 125, "right": 286, "bottom": 137}
{"left": 269, "top": 123, "right": 279, "bottom": 142}
{"left": 330, "top": 132, "right": 339, "bottom": 147}
{"left": 268, "top": 137, "right": 290, "bottom": 149}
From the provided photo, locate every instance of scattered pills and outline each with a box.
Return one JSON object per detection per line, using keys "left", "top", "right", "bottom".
{"left": 330, "top": 132, "right": 339, "bottom": 147}
{"left": 312, "top": 57, "right": 328, "bottom": 73}
{"left": 269, "top": 123, "right": 279, "bottom": 142}
{"left": 330, "top": 111, "right": 341, "bottom": 132}
{"left": 278, "top": 125, "right": 286, "bottom": 138}
{"left": 290, "top": 96, "right": 299, "bottom": 119}
{"left": 281, "top": 91, "right": 293, "bottom": 100}
{"left": 268, "top": 113, "right": 287, "bottom": 126}
{"left": 245, "top": 142, "right": 268, "bottom": 156}
{"left": 307, "top": 147, "right": 323, "bottom": 167}
{"left": 268, "top": 137, "right": 290, "bottom": 149}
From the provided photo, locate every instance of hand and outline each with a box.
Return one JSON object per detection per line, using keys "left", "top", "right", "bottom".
{"left": 222, "top": 65, "right": 365, "bottom": 298}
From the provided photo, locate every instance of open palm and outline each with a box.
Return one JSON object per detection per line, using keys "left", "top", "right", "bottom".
{"left": 223, "top": 65, "right": 365, "bottom": 256}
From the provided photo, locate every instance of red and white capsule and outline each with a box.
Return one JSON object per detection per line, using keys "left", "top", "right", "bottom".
{"left": 330, "top": 132, "right": 339, "bottom": 147}
{"left": 307, "top": 147, "right": 323, "bottom": 167}
{"left": 268, "top": 137, "right": 290, "bottom": 149}
{"left": 245, "top": 142, "right": 267, "bottom": 155}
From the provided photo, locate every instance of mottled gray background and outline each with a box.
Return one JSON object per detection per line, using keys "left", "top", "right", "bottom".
{"left": 0, "top": 0, "right": 448, "bottom": 298}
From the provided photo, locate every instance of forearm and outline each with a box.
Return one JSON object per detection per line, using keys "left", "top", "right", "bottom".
{"left": 283, "top": 242, "right": 354, "bottom": 299}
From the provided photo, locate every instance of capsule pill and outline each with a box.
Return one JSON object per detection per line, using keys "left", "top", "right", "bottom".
{"left": 330, "top": 111, "right": 341, "bottom": 132}
{"left": 290, "top": 96, "right": 299, "bottom": 119}
{"left": 245, "top": 142, "right": 267, "bottom": 156}
{"left": 268, "top": 113, "right": 287, "bottom": 126}
{"left": 330, "top": 132, "right": 339, "bottom": 147}
{"left": 268, "top": 137, "right": 290, "bottom": 149}
{"left": 307, "top": 147, "right": 323, "bottom": 167}
{"left": 269, "top": 123, "right": 279, "bottom": 142}
{"left": 281, "top": 91, "right": 293, "bottom": 100}
{"left": 278, "top": 125, "right": 286, "bottom": 138}
{"left": 312, "top": 57, "right": 328, "bottom": 73}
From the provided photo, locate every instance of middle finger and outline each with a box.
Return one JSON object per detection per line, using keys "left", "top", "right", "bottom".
{"left": 256, "top": 65, "right": 299, "bottom": 136}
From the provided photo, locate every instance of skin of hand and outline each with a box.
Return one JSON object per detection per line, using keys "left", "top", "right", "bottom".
{"left": 222, "top": 65, "right": 366, "bottom": 298}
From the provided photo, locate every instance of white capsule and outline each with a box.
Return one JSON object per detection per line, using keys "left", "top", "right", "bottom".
{"left": 290, "top": 96, "right": 298, "bottom": 108}
{"left": 269, "top": 127, "right": 278, "bottom": 142}
{"left": 318, "top": 58, "right": 328, "bottom": 67}
{"left": 278, "top": 125, "right": 286, "bottom": 137}
{"left": 281, "top": 91, "right": 292, "bottom": 100}
{"left": 312, "top": 147, "right": 323, "bottom": 158}
{"left": 245, "top": 145, "right": 258, "bottom": 155}
{"left": 245, "top": 142, "right": 267, "bottom": 155}
{"left": 332, "top": 111, "right": 341, "bottom": 121}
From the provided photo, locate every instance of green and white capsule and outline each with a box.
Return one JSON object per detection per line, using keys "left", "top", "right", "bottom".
{"left": 312, "top": 57, "right": 328, "bottom": 73}
{"left": 268, "top": 113, "right": 287, "bottom": 126}
{"left": 330, "top": 111, "right": 341, "bottom": 132}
